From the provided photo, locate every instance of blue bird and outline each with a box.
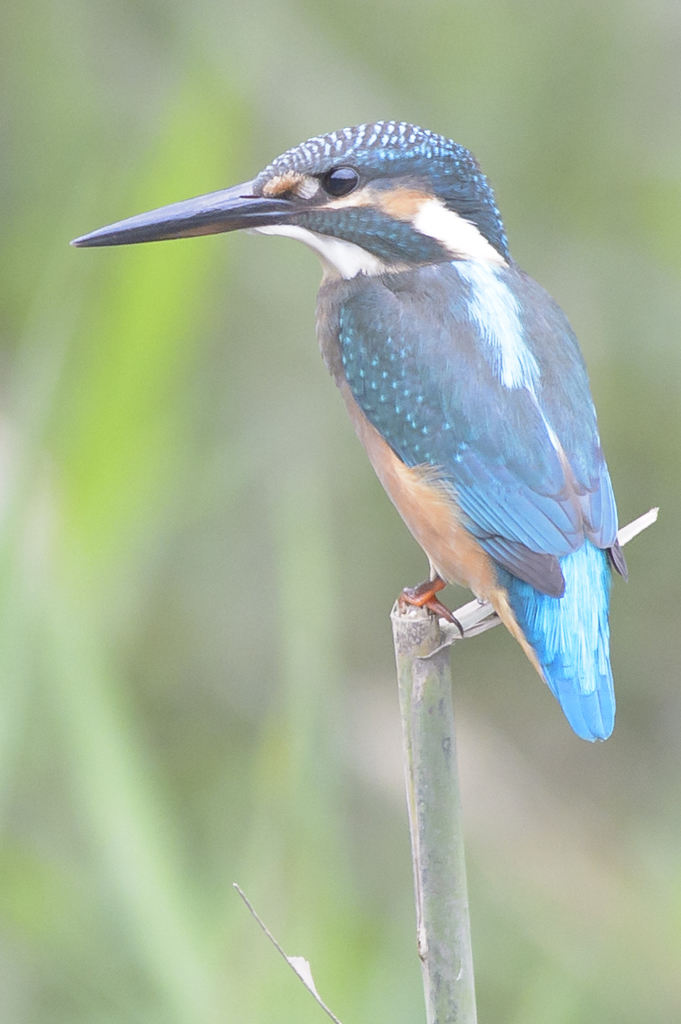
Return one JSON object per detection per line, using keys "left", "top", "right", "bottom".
{"left": 72, "top": 121, "right": 627, "bottom": 741}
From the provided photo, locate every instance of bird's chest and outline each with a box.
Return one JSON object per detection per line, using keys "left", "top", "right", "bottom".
{"left": 316, "top": 277, "right": 502, "bottom": 598}
{"left": 316, "top": 273, "right": 460, "bottom": 468}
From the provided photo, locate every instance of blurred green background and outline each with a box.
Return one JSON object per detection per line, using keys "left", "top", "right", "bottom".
{"left": 1, "top": 0, "right": 680, "bottom": 1021}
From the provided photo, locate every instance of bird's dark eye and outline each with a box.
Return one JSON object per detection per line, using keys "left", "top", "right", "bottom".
{"left": 321, "top": 166, "right": 359, "bottom": 198}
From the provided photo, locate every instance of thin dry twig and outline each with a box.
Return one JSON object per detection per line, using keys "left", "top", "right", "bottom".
{"left": 233, "top": 883, "right": 346, "bottom": 1024}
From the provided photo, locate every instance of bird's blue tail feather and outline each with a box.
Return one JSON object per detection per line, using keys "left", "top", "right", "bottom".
{"left": 501, "top": 541, "right": 614, "bottom": 741}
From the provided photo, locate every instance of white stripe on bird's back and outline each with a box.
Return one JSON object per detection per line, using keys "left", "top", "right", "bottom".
{"left": 456, "top": 261, "right": 540, "bottom": 390}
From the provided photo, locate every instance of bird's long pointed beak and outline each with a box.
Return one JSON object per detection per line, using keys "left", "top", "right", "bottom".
{"left": 71, "top": 180, "right": 295, "bottom": 247}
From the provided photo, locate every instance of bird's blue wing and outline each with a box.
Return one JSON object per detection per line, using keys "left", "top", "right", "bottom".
{"left": 333, "top": 261, "right": 617, "bottom": 594}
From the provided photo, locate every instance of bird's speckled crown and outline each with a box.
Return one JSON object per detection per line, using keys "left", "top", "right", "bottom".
{"left": 259, "top": 122, "right": 473, "bottom": 174}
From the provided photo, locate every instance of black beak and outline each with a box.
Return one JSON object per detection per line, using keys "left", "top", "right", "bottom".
{"left": 71, "top": 180, "right": 297, "bottom": 247}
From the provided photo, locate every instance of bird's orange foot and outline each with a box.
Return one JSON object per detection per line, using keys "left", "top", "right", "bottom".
{"left": 398, "top": 576, "right": 464, "bottom": 636}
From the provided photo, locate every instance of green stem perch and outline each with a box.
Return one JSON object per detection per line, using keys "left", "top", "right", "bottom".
{"left": 391, "top": 601, "right": 477, "bottom": 1024}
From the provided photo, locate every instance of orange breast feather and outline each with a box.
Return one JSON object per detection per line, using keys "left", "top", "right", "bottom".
{"left": 340, "top": 382, "right": 543, "bottom": 675}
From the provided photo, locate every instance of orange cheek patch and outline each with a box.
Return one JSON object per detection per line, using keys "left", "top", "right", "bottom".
{"left": 375, "top": 188, "right": 432, "bottom": 221}
{"left": 325, "top": 187, "right": 431, "bottom": 219}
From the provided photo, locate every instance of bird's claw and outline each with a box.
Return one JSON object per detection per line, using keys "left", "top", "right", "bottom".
{"left": 398, "top": 577, "right": 465, "bottom": 637}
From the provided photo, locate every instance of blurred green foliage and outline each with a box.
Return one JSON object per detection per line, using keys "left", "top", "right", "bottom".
{"left": 1, "top": 0, "right": 681, "bottom": 1021}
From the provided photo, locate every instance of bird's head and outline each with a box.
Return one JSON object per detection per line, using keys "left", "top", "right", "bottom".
{"left": 72, "top": 121, "right": 510, "bottom": 276}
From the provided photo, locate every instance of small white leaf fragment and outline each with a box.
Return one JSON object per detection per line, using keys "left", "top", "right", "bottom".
{"left": 288, "top": 956, "right": 321, "bottom": 998}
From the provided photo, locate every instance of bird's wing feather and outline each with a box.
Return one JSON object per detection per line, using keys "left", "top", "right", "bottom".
{"left": 329, "top": 262, "right": 617, "bottom": 592}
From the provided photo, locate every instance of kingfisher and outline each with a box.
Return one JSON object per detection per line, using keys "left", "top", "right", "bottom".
{"left": 72, "top": 120, "right": 627, "bottom": 741}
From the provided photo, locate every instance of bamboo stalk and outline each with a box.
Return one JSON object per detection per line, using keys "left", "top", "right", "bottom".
{"left": 391, "top": 603, "right": 477, "bottom": 1024}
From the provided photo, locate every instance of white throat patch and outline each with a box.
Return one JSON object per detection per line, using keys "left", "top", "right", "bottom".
{"left": 253, "top": 223, "right": 405, "bottom": 279}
